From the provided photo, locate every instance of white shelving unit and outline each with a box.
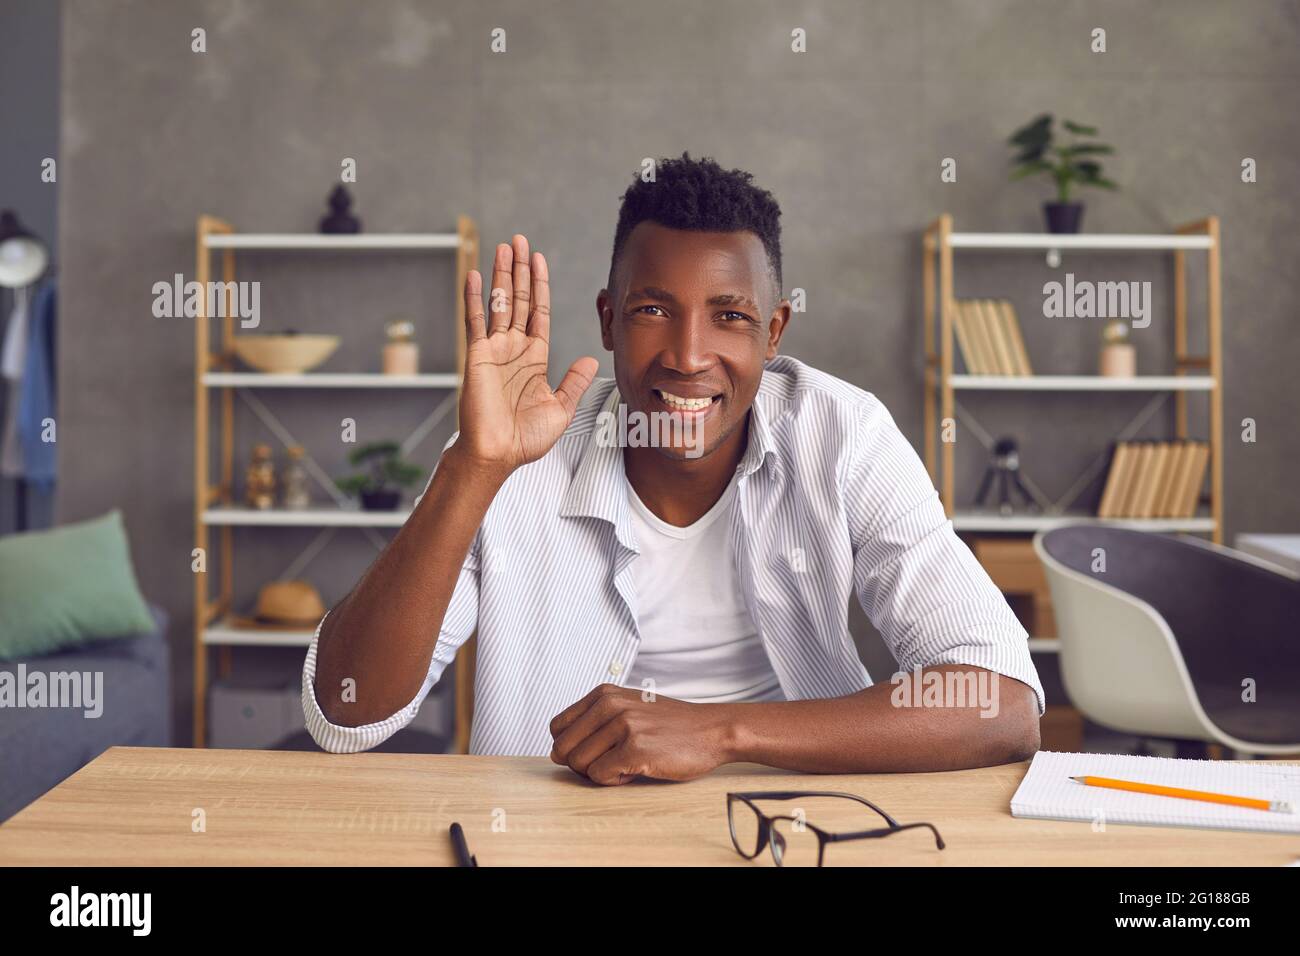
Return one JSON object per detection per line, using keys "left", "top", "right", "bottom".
{"left": 947, "top": 232, "right": 1214, "bottom": 251}
{"left": 202, "top": 372, "right": 461, "bottom": 389}
{"left": 201, "top": 506, "right": 413, "bottom": 527}
{"left": 193, "top": 214, "right": 479, "bottom": 751}
{"left": 922, "top": 213, "right": 1223, "bottom": 541}
{"left": 202, "top": 619, "right": 316, "bottom": 648}
{"left": 204, "top": 233, "right": 462, "bottom": 250}
{"left": 949, "top": 375, "right": 1214, "bottom": 392}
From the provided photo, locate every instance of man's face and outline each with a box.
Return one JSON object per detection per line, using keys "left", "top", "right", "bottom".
{"left": 598, "top": 222, "right": 791, "bottom": 462}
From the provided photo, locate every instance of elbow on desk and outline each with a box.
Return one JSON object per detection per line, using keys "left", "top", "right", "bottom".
{"left": 992, "top": 685, "right": 1042, "bottom": 765}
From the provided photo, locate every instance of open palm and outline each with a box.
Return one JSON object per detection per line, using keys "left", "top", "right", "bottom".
{"left": 458, "top": 235, "right": 599, "bottom": 471}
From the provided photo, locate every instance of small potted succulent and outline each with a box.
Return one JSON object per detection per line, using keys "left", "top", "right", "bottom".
{"left": 1008, "top": 114, "right": 1117, "bottom": 234}
{"left": 335, "top": 441, "right": 424, "bottom": 511}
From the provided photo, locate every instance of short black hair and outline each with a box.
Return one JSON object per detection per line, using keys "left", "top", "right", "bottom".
{"left": 607, "top": 152, "right": 783, "bottom": 297}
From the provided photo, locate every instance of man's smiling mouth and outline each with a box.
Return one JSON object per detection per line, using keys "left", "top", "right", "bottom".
{"left": 653, "top": 388, "right": 721, "bottom": 411}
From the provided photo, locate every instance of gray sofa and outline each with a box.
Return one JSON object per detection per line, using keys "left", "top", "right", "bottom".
{"left": 0, "top": 605, "right": 171, "bottom": 822}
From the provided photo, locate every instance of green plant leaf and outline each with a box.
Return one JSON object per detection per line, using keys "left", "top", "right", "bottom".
{"left": 1008, "top": 113, "right": 1053, "bottom": 147}
{"left": 347, "top": 440, "right": 401, "bottom": 466}
{"left": 1063, "top": 119, "right": 1099, "bottom": 135}
{"left": 1012, "top": 146, "right": 1048, "bottom": 164}
{"left": 335, "top": 474, "right": 371, "bottom": 495}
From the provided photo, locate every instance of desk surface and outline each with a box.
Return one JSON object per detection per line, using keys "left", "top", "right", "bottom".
{"left": 1, "top": 747, "right": 1296, "bottom": 866}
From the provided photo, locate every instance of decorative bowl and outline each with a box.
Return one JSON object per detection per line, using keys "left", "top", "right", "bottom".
{"left": 232, "top": 333, "right": 340, "bottom": 374}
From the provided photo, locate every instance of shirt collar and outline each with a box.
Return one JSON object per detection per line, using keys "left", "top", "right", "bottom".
{"left": 558, "top": 384, "right": 638, "bottom": 550}
{"left": 559, "top": 374, "right": 781, "bottom": 540}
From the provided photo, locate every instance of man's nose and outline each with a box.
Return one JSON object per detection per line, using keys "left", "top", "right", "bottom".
{"left": 660, "top": 313, "right": 712, "bottom": 375}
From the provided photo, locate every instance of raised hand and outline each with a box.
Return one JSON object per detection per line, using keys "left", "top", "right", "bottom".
{"left": 456, "top": 235, "right": 599, "bottom": 475}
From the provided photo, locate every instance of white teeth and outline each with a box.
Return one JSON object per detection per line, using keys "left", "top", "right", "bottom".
{"left": 657, "top": 390, "right": 714, "bottom": 411}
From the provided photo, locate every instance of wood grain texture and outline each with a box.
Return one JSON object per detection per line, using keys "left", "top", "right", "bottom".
{"left": 0, "top": 748, "right": 1295, "bottom": 867}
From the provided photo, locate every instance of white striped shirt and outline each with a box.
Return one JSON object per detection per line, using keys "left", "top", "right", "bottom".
{"left": 302, "top": 355, "right": 1045, "bottom": 755}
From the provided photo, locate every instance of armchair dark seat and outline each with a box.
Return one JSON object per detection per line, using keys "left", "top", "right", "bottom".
{"left": 1034, "top": 526, "right": 1300, "bottom": 754}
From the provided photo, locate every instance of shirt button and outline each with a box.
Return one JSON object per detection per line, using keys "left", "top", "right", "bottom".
{"left": 608, "top": 661, "right": 623, "bottom": 677}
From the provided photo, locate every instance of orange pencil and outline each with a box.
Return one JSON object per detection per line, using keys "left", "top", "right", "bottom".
{"left": 1071, "top": 775, "right": 1294, "bottom": 813}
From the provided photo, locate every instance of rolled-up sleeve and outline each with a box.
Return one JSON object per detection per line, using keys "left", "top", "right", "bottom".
{"left": 301, "top": 552, "right": 480, "bottom": 753}
{"left": 846, "top": 401, "right": 1046, "bottom": 715}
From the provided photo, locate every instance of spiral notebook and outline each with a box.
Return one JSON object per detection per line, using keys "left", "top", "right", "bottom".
{"left": 1011, "top": 751, "right": 1300, "bottom": 834}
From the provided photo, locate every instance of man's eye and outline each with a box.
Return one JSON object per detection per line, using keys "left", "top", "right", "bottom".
{"left": 722, "top": 311, "right": 753, "bottom": 322}
{"left": 636, "top": 305, "right": 666, "bottom": 316}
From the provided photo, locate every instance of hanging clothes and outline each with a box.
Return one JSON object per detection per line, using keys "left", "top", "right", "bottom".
{"left": 0, "top": 287, "right": 30, "bottom": 478}
{"left": 18, "top": 280, "right": 56, "bottom": 490}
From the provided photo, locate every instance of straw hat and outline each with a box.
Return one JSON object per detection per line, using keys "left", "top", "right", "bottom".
{"left": 235, "top": 580, "right": 327, "bottom": 629}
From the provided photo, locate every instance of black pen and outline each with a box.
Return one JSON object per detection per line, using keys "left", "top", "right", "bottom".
{"left": 449, "top": 822, "right": 478, "bottom": 867}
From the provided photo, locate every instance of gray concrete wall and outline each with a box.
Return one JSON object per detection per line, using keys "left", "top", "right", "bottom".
{"left": 53, "top": 0, "right": 1300, "bottom": 744}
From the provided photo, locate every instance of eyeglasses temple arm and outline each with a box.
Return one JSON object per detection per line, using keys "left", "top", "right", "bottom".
{"left": 824, "top": 822, "right": 945, "bottom": 850}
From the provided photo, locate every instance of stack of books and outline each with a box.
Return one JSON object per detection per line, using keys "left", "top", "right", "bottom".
{"left": 951, "top": 299, "right": 1033, "bottom": 376}
{"left": 1097, "top": 441, "right": 1210, "bottom": 518}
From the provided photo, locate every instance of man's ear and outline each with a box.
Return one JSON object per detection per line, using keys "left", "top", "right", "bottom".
{"left": 765, "top": 298, "right": 793, "bottom": 360}
{"left": 597, "top": 289, "right": 615, "bottom": 352}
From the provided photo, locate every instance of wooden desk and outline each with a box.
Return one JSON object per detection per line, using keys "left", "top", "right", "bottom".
{"left": 0, "top": 747, "right": 1296, "bottom": 866}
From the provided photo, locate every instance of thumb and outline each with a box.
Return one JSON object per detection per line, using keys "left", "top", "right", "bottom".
{"left": 553, "top": 356, "right": 599, "bottom": 419}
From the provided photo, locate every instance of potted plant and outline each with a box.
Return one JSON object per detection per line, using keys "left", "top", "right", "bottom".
{"left": 1008, "top": 114, "right": 1117, "bottom": 234}
{"left": 335, "top": 441, "right": 424, "bottom": 511}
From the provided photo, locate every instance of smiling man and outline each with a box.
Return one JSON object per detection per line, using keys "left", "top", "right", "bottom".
{"left": 304, "top": 153, "right": 1044, "bottom": 784}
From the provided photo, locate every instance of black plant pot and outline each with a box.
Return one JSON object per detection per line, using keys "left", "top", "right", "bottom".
{"left": 1044, "top": 202, "right": 1084, "bottom": 234}
{"left": 359, "top": 489, "right": 402, "bottom": 511}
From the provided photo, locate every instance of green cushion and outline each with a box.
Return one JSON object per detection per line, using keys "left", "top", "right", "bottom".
{"left": 0, "top": 510, "right": 156, "bottom": 661}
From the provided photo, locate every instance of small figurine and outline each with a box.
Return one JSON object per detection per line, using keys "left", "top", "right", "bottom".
{"left": 1100, "top": 319, "right": 1136, "bottom": 377}
{"left": 974, "top": 437, "right": 1038, "bottom": 515}
{"left": 281, "top": 445, "right": 311, "bottom": 510}
{"left": 245, "top": 443, "right": 277, "bottom": 510}
{"left": 319, "top": 184, "right": 361, "bottom": 234}
{"left": 383, "top": 319, "right": 419, "bottom": 375}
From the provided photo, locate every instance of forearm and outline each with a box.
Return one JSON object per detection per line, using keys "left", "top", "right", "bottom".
{"left": 720, "top": 666, "right": 1041, "bottom": 774}
{"left": 314, "top": 448, "right": 506, "bottom": 725}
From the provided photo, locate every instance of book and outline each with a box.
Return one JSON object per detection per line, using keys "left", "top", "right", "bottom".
{"left": 1139, "top": 442, "right": 1173, "bottom": 518}
{"left": 1177, "top": 442, "right": 1211, "bottom": 518}
{"left": 1116, "top": 443, "right": 1153, "bottom": 517}
{"left": 996, "top": 300, "right": 1034, "bottom": 376}
{"left": 1155, "top": 442, "right": 1191, "bottom": 518}
{"left": 979, "top": 299, "right": 1018, "bottom": 375}
{"left": 951, "top": 300, "right": 982, "bottom": 374}
{"left": 961, "top": 300, "right": 997, "bottom": 375}
{"left": 1097, "top": 442, "right": 1132, "bottom": 518}
{"left": 1011, "top": 751, "right": 1300, "bottom": 834}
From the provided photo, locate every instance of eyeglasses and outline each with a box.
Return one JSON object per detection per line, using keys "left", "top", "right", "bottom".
{"left": 726, "top": 790, "right": 945, "bottom": 867}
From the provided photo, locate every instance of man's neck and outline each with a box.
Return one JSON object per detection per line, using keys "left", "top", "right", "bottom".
{"left": 623, "top": 413, "right": 749, "bottom": 527}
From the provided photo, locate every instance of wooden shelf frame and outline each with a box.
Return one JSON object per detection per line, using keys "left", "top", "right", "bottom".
{"left": 920, "top": 214, "right": 1223, "bottom": 544}
{"left": 193, "top": 215, "right": 479, "bottom": 752}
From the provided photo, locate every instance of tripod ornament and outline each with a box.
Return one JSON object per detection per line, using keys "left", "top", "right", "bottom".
{"left": 974, "top": 437, "right": 1038, "bottom": 515}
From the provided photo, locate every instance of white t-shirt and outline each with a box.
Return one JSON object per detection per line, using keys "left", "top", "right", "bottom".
{"left": 623, "top": 474, "right": 785, "bottom": 704}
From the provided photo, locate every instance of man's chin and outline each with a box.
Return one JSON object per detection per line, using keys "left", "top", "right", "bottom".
{"left": 650, "top": 443, "right": 713, "bottom": 463}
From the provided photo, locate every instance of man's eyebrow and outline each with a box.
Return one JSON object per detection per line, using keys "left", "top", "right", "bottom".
{"left": 625, "top": 286, "right": 760, "bottom": 311}
{"left": 625, "top": 285, "right": 679, "bottom": 304}
{"left": 706, "top": 292, "right": 759, "bottom": 310}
